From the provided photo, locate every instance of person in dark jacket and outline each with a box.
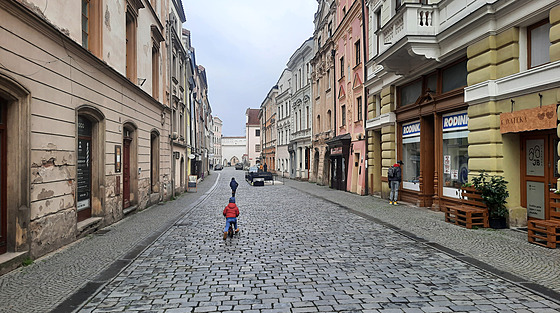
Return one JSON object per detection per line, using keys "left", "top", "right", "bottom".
{"left": 230, "top": 177, "right": 239, "bottom": 197}
{"left": 388, "top": 160, "right": 404, "bottom": 205}
{"left": 263, "top": 163, "right": 268, "bottom": 172}
{"left": 223, "top": 197, "right": 240, "bottom": 240}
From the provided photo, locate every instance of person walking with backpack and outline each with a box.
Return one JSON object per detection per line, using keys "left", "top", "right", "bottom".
{"left": 230, "top": 177, "right": 239, "bottom": 197}
{"left": 388, "top": 160, "right": 404, "bottom": 205}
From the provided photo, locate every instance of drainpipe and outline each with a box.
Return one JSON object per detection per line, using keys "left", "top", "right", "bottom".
{"left": 331, "top": 48, "right": 337, "bottom": 189}
{"left": 167, "top": 16, "right": 175, "bottom": 200}
{"left": 361, "top": 0, "right": 368, "bottom": 195}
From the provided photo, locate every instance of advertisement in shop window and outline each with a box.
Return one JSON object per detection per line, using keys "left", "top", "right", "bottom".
{"left": 402, "top": 121, "right": 421, "bottom": 191}
{"left": 442, "top": 111, "right": 469, "bottom": 199}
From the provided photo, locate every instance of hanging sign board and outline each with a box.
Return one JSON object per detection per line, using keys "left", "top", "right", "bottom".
{"left": 500, "top": 104, "right": 556, "bottom": 134}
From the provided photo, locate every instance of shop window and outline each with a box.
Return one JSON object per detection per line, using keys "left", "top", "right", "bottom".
{"left": 402, "top": 121, "right": 421, "bottom": 191}
{"left": 441, "top": 60, "right": 467, "bottom": 93}
{"left": 528, "top": 20, "right": 551, "bottom": 68}
{"left": 442, "top": 112, "right": 469, "bottom": 198}
{"left": 399, "top": 79, "right": 422, "bottom": 106}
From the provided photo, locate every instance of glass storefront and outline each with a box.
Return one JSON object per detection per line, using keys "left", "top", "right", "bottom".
{"left": 402, "top": 121, "right": 420, "bottom": 191}
{"left": 442, "top": 111, "right": 469, "bottom": 198}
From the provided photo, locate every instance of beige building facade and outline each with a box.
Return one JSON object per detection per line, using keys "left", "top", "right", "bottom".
{"left": 364, "top": 0, "right": 560, "bottom": 228}
{"left": 0, "top": 0, "right": 187, "bottom": 272}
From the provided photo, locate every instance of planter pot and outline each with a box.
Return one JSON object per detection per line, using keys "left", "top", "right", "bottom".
{"left": 489, "top": 217, "right": 507, "bottom": 229}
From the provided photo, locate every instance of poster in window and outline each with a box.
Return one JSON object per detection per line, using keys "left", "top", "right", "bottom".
{"left": 526, "top": 139, "right": 544, "bottom": 176}
{"left": 77, "top": 138, "right": 91, "bottom": 210}
{"left": 527, "top": 181, "right": 545, "bottom": 219}
{"left": 115, "top": 145, "right": 121, "bottom": 173}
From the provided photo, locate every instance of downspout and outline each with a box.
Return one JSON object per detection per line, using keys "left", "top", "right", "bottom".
{"left": 331, "top": 48, "right": 337, "bottom": 189}
{"left": 361, "top": 0, "right": 368, "bottom": 195}
{"left": 167, "top": 16, "right": 175, "bottom": 200}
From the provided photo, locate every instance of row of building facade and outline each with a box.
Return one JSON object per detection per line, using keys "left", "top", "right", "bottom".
{"left": 0, "top": 0, "right": 218, "bottom": 272}
{"left": 259, "top": 0, "right": 560, "bottom": 229}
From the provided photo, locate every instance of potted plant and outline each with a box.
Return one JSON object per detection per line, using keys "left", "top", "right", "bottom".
{"left": 471, "top": 171, "right": 510, "bottom": 229}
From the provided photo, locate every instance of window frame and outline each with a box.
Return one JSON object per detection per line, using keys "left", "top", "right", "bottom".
{"left": 527, "top": 19, "right": 551, "bottom": 69}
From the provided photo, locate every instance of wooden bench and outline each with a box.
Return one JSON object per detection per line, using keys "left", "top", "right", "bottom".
{"left": 444, "top": 186, "right": 489, "bottom": 229}
{"left": 528, "top": 192, "right": 560, "bottom": 249}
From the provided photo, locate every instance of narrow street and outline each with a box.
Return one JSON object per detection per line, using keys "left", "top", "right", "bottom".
{"left": 73, "top": 168, "right": 560, "bottom": 313}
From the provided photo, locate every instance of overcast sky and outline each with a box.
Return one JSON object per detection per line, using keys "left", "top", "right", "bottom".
{"left": 182, "top": 0, "right": 318, "bottom": 137}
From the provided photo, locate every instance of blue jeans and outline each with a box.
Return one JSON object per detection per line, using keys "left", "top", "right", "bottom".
{"left": 389, "top": 181, "right": 400, "bottom": 202}
{"left": 224, "top": 217, "right": 237, "bottom": 232}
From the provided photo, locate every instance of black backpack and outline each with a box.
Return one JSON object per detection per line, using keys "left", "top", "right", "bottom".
{"left": 388, "top": 166, "right": 396, "bottom": 178}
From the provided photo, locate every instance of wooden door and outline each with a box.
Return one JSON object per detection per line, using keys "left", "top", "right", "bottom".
{"left": 123, "top": 136, "right": 131, "bottom": 209}
{"left": 522, "top": 133, "right": 555, "bottom": 220}
{"left": 0, "top": 103, "right": 6, "bottom": 254}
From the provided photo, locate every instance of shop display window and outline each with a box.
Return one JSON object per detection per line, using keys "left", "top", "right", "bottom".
{"left": 402, "top": 137, "right": 420, "bottom": 191}
{"left": 442, "top": 131, "right": 469, "bottom": 198}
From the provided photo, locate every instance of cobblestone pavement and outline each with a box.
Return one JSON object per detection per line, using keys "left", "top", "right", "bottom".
{"left": 284, "top": 179, "right": 560, "bottom": 296}
{"left": 77, "top": 169, "right": 560, "bottom": 313}
{"left": 0, "top": 173, "right": 220, "bottom": 313}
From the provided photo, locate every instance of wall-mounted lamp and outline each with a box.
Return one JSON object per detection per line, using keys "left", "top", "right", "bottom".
{"left": 511, "top": 99, "right": 515, "bottom": 113}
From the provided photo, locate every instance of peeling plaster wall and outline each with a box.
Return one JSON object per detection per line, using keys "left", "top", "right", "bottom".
{"left": 1, "top": 1, "right": 170, "bottom": 258}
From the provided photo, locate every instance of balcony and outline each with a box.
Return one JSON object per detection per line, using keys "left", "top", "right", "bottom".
{"left": 292, "top": 128, "right": 311, "bottom": 141}
{"left": 376, "top": 3, "right": 438, "bottom": 74}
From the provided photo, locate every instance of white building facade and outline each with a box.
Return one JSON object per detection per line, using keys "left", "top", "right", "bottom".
{"left": 222, "top": 137, "right": 247, "bottom": 166}
{"left": 276, "top": 70, "right": 292, "bottom": 177}
{"left": 287, "top": 38, "right": 314, "bottom": 179}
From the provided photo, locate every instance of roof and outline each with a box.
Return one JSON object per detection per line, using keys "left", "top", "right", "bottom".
{"left": 246, "top": 109, "right": 260, "bottom": 126}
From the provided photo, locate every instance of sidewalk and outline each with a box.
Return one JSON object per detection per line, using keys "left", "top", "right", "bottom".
{"left": 284, "top": 179, "right": 560, "bottom": 301}
{"left": 0, "top": 173, "right": 220, "bottom": 313}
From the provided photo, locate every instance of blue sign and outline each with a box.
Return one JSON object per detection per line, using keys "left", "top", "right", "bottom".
{"left": 402, "top": 121, "right": 420, "bottom": 137}
{"left": 443, "top": 112, "right": 468, "bottom": 131}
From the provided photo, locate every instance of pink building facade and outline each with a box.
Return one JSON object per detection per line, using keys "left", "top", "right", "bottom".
{"left": 330, "top": 0, "right": 367, "bottom": 195}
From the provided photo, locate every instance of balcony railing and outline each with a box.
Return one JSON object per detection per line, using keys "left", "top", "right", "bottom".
{"left": 379, "top": 3, "right": 438, "bottom": 54}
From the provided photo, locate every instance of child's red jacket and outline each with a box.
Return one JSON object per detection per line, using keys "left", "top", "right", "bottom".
{"left": 223, "top": 203, "right": 239, "bottom": 218}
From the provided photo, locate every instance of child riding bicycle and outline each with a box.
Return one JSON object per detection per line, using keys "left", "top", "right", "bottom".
{"left": 223, "top": 197, "right": 240, "bottom": 240}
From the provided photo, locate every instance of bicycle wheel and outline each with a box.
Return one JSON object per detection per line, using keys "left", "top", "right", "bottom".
{"left": 228, "top": 225, "right": 234, "bottom": 238}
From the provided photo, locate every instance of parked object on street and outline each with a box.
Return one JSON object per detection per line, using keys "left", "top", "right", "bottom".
{"left": 444, "top": 186, "right": 489, "bottom": 229}
{"left": 245, "top": 166, "right": 272, "bottom": 186}
{"left": 214, "top": 164, "right": 223, "bottom": 171}
{"left": 528, "top": 191, "right": 560, "bottom": 248}
{"left": 235, "top": 163, "right": 244, "bottom": 170}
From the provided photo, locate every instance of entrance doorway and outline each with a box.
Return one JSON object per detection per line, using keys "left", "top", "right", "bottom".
{"left": 77, "top": 115, "right": 93, "bottom": 222}
{"left": 0, "top": 102, "right": 6, "bottom": 254}
{"left": 522, "top": 132, "right": 559, "bottom": 220}
{"left": 123, "top": 129, "right": 132, "bottom": 209}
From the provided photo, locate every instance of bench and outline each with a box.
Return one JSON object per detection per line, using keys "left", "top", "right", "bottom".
{"left": 528, "top": 192, "right": 560, "bottom": 249}
{"left": 444, "top": 186, "right": 489, "bottom": 229}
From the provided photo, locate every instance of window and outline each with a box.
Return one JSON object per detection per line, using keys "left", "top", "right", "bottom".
{"left": 152, "top": 45, "right": 159, "bottom": 99}
{"left": 340, "top": 57, "right": 344, "bottom": 77}
{"left": 318, "top": 36, "right": 322, "bottom": 49}
{"left": 255, "top": 129, "right": 260, "bottom": 137}
{"left": 126, "top": 11, "right": 137, "bottom": 81}
{"left": 399, "top": 79, "right": 422, "bottom": 106}
{"left": 402, "top": 121, "right": 421, "bottom": 191}
{"left": 341, "top": 105, "right": 346, "bottom": 126}
{"left": 82, "top": 0, "right": 101, "bottom": 56}
{"left": 327, "top": 69, "right": 331, "bottom": 89}
{"left": 327, "top": 110, "right": 332, "bottom": 130}
{"left": 255, "top": 144, "right": 261, "bottom": 152}
{"left": 442, "top": 112, "right": 469, "bottom": 198}
{"left": 317, "top": 79, "right": 320, "bottom": 95}
{"left": 342, "top": 7, "right": 346, "bottom": 16}
{"left": 396, "top": 0, "right": 402, "bottom": 11}
{"left": 317, "top": 115, "right": 321, "bottom": 133}
{"left": 528, "top": 20, "right": 551, "bottom": 68}
{"left": 355, "top": 40, "right": 361, "bottom": 65}
{"left": 328, "top": 21, "right": 332, "bottom": 37}
{"left": 357, "top": 96, "right": 362, "bottom": 121}
{"left": 306, "top": 107, "right": 310, "bottom": 129}
{"left": 441, "top": 60, "right": 467, "bottom": 93}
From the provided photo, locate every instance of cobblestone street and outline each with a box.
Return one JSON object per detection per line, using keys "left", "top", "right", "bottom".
{"left": 75, "top": 168, "right": 560, "bottom": 313}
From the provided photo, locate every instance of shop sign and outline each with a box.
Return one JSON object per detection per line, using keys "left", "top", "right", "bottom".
{"left": 330, "top": 147, "right": 343, "bottom": 155}
{"left": 443, "top": 112, "right": 468, "bottom": 132}
{"left": 500, "top": 104, "right": 556, "bottom": 134}
{"left": 402, "top": 121, "right": 420, "bottom": 138}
